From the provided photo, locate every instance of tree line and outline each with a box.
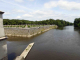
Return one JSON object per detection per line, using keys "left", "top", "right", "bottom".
{"left": 74, "top": 18, "right": 80, "bottom": 28}
{"left": 3, "top": 19, "right": 73, "bottom": 27}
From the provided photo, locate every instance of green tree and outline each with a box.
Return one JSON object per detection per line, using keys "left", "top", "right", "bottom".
{"left": 74, "top": 18, "right": 80, "bottom": 27}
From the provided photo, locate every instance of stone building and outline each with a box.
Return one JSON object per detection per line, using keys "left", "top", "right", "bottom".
{"left": 0, "top": 11, "right": 5, "bottom": 37}
{"left": 0, "top": 11, "right": 7, "bottom": 60}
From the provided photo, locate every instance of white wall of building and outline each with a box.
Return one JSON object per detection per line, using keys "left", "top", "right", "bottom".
{"left": 0, "top": 14, "right": 5, "bottom": 37}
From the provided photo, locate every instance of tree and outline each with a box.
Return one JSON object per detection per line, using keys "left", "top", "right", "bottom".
{"left": 74, "top": 18, "right": 80, "bottom": 27}
{"left": 3, "top": 19, "right": 73, "bottom": 27}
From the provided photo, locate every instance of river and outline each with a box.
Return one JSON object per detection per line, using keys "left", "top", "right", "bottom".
{"left": 7, "top": 26, "right": 80, "bottom": 60}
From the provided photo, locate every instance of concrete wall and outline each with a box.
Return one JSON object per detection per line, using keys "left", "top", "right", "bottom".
{"left": 15, "top": 43, "right": 34, "bottom": 60}
{"left": 0, "top": 14, "right": 5, "bottom": 37}
{"left": 4, "top": 25, "right": 57, "bottom": 37}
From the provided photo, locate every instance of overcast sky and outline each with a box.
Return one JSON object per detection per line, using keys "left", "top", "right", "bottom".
{"left": 0, "top": 0, "right": 80, "bottom": 22}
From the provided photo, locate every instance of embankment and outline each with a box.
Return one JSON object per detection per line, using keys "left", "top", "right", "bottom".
{"left": 4, "top": 25, "right": 57, "bottom": 37}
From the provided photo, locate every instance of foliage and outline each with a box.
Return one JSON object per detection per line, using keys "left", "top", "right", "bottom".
{"left": 74, "top": 18, "right": 80, "bottom": 28}
{"left": 3, "top": 19, "right": 73, "bottom": 27}
{"left": 27, "top": 25, "right": 30, "bottom": 28}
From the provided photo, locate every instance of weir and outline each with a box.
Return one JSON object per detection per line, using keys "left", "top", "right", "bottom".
{"left": 4, "top": 25, "right": 58, "bottom": 37}
{"left": 15, "top": 42, "right": 34, "bottom": 60}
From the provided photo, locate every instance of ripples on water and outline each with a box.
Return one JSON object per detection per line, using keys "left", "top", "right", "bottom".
{"left": 7, "top": 26, "right": 80, "bottom": 60}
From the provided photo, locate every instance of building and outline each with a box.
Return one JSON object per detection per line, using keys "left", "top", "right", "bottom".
{"left": 0, "top": 11, "right": 5, "bottom": 37}
{"left": 0, "top": 11, "right": 7, "bottom": 60}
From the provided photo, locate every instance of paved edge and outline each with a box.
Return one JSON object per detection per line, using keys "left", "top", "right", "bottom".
{"left": 15, "top": 42, "right": 34, "bottom": 60}
{"left": 0, "top": 37, "right": 8, "bottom": 41}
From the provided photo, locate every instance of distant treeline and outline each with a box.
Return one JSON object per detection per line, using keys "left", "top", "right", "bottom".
{"left": 74, "top": 18, "right": 80, "bottom": 28}
{"left": 3, "top": 19, "right": 73, "bottom": 27}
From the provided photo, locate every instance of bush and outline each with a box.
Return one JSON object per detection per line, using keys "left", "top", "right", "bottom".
{"left": 28, "top": 25, "right": 30, "bottom": 28}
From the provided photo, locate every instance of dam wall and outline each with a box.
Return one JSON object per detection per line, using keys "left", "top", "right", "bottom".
{"left": 4, "top": 25, "right": 57, "bottom": 37}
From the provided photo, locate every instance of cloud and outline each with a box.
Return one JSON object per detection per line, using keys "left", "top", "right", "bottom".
{"left": 16, "top": 16, "right": 21, "bottom": 19}
{"left": 28, "top": 10, "right": 78, "bottom": 22}
{"left": 23, "top": 14, "right": 33, "bottom": 17}
{"left": 44, "top": 1, "right": 57, "bottom": 8}
{"left": 4, "top": 12, "right": 11, "bottom": 15}
{"left": 1, "top": 0, "right": 78, "bottom": 22}
{"left": 4, "top": 10, "right": 77, "bottom": 22}
{"left": 44, "top": 0, "right": 80, "bottom": 10}
{"left": 27, "top": 0, "right": 34, "bottom": 1}
{"left": 4, "top": 16, "right": 11, "bottom": 19}
{"left": 15, "top": 0, "right": 24, "bottom": 3}
{"left": 0, "top": 0, "right": 32, "bottom": 11}
{"left": 58, "top": 0, "right": 80, "bottom": 10}
{"left": 21, "top": 10, "right": 54, "bottom": 20}
{"left": 14, "top": 10, "right": 25, "bottom": 13}
{"left": 32, "top": 10, "right": 54, "bottom": 16}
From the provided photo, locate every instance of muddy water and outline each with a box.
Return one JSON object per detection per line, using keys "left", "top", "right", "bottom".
{"left": 7, "top": 26, "right": 80, "bottom": 60}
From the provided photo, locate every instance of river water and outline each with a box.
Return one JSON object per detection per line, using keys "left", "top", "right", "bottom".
{"left": 7, "top": 26, "right": 80, "bottom": 60}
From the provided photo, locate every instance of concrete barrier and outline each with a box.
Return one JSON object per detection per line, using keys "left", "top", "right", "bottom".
{"left": 0, "top": 37, "right": 8, "bottom": 41}
{"left": 15, "top": 42, "right": 34, "bottom": 60}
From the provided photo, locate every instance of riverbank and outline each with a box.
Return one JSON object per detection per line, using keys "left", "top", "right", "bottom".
{"left": 4, "top": 25, "right": 57, "bottom": 38}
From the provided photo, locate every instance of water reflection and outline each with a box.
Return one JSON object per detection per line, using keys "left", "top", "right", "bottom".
{"left": 0, "top": 40, "right": 7, "bottom": 60}
{"left": 56, "top": 27, "right": 64, "bottom": 30}
{"left": 8, "top": 53, "right": 16, "bottom": 60}
{"left": 74, "top": 27, "right": 80, "bottom": 34}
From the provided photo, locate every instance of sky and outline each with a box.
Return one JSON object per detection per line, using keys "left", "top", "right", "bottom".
{"left": 0, "top": 0, "right": 80, "bottom": 23}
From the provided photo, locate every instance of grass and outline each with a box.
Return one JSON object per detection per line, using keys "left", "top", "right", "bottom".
{"left": 4, "top": 25, "right": 56, "bottom": 29}
{"left": 27, "top": 25, "right": 46, "bottom": 28}
{"left": 26, "top": 49, "right": 28, "bottom": 50}
{"left": 4, "top": 25, "right": 26, "bottom": 28}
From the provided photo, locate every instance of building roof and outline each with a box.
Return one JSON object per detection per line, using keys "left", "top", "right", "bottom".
{"left": 0, "top": 11, "right": 4, "bottom": 14}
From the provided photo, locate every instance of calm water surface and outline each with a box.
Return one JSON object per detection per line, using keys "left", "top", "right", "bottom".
{"left": 7, "top": 26, "right": 80, "bottom": 60}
